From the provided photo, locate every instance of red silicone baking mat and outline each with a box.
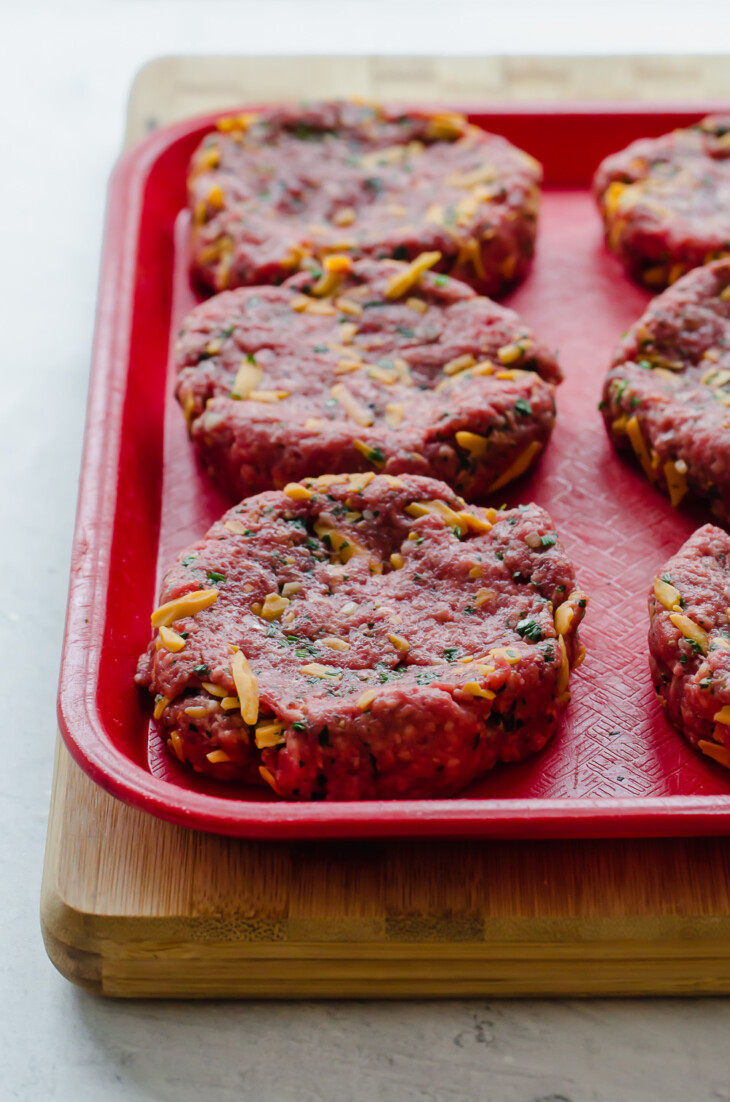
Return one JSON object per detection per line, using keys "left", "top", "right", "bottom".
{"left": 58, "top": 105, "right": 730, "bottom": 839}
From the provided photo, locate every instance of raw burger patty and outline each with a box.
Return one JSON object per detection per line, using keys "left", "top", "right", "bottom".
{"left": 188, "top": 99, "right": 542, "bottom": 298}
{"left": 176, "top": 255, "right": 561, "bottom": 502}
{"left": 594, "top": 115, "right": 730, "bottom": 289}
{"left": 649, "top": 524, "right": 730, "bottom": 772}
{"left": 601, "top": 259, "right": 730, "bottom": 524}
{"left": 135, "top": 473, "right": 588, "bottom": 800}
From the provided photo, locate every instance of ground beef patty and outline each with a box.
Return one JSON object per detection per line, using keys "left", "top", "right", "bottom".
{"left": 188, "top": 99, "right": 542, "bottom": 298}
{"left": 177, "top": 255, "right": 560, "bottom": 502}
{"left": 602, "top": 259, "right": 730, "bottom": 523}
{"left": 649, "top": 525, "right": 730, "bottom": 772}
{"left": 594, "top": 115, "right": 730, "bottom": 289}
{"left": 135, "top": 473, "right": 587, "bottom": 800}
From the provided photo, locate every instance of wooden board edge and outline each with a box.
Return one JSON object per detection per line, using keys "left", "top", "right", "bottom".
{"left": 41, "top": 734, "right": 730, "bottom": 997}
{"left": 40, "top": 911, "right": 102, "bottom": 995}
{"left": 99, "top": 950, "right": 730, "bottom": 999}
{"left": 122, "top": 53, "right": 730, "bottom": 149}
{"left": 40, "top": 738, "right": 102, "bottom": 991}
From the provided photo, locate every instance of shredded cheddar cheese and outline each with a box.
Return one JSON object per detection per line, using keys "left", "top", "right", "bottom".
{"left": 206, "top": 749, "right": 233, "bottom": 764}
{"left": 406, "top": 296, "right": 428, "bottom": 314}
{"left": 487, "top": 441, "right": 542, "bottom": 492}
{"left": 353, "top": 439, "right": 385, "bottom": 467}
{"left": 284, "top": 483, "right": 312, "bottom": 501}
{"left": 331, "top": 383, "right": 374, "bottom": 427}
{"left": 484, "top": 647, "right": 521, "bottom": 665}
{"left": 457, "top": 510, "right": 492, "bottom": 534}
{"left": 384, "top": 251, "right": 442, "bottom": 299}
{"left": 169, "top": 731, "right": 185, "bottom": 762}
{"left": 231, "top": 359, "right": 263, "bottom": 399}
{"left": 663, "top": 459, "right": 688, "bottom": 507}
{"left": 653, "top": 577, "right": 682, "bottom": 612}
{"left": 201, "top": 682, "right": 228, "bottom": 698}
{"left": 224, "top": 519, "right": 247, "bottom": 534}
{"left": 497, "top": 342, "right": 524, "bottom": 364}
{"left": 554, "top": 602, "right": 574, "bottom": 636}
{"left": 300, "top": 663, "right": 342, "bottom": 679}
{"left": 153, "top": 695, "right": 170, "bottom": 721}
{"left": 443, "top": 354, "right": 476, "bottom": 376}
{"left": 254, "top": 722, "right": 286, "bottom": 749}
{"left": 248, "top": 389, "right": 290, "bottom": 403}
{"left": 669, "top": 613, "right": 709, "bottom": 654}
{"left": 425, "top": 113, "right": 467, "bottom": 141}
{"left": 698, "top": 739, "right": 730, "bottom": 768}
{"left": 259, "top": 765, "right": 285, "bottom": 794}
{"left": 260, "top": 593, "right": 290, "bottom": 621}
{"left": 626, "top": 415, "right": 655, "bottom": 481}
{"left": 158, "top": 626, "right": 186, "bottom": 653}
{"left": 463, "top": 682, "right": 496, "bottom": 700}
{"left": 230, "top": 650, "right": 259, "bottom": 725}
{"left": 406, "top": 499, "right": 466, "bottom": 535}
{"left": 347, "top": 471, "right": 376, "bottom": 492}
{"left": 455, "top": 430, "right": 488, "bottom": 457}
{"left": 357, "top": 689, "right": 378, "bottom": 711}
{"left": 385, "top": 403, "right": 404, "bottom": 428}
{"left": 335, "top": 296, "right": 363, "bottom": 317}
{"left": 151, "top": 588, "right": 219, "bottom": 628}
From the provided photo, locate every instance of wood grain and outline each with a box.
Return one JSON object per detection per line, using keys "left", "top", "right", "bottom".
{"left": 43, "top": 741, "right": 730, "bottom": 997}
{"left": 42, "top": 54, "right": 730, "bottom": 998}
{"left": 125, "top": 55, "right": 730, "bottom": 148}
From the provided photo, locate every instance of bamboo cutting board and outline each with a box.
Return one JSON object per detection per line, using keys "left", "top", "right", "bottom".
{"left": 42, "top": 55, "right": 730, "bottom": 998}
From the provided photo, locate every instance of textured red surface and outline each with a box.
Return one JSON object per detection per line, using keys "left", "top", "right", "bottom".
{"left": 57, "top": 106, "right": 730, "bottom": 838}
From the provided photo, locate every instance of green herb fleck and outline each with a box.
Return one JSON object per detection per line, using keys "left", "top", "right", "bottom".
{"left": 414, "top": 668, "right": 439, "bottom": 686}
{"left": 515, "top": 618, "right": 543, "bottom": 643}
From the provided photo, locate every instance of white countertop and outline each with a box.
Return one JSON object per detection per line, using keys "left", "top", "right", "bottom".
{"left": 4, "top": 2, "right": 730, "bottom": 1098}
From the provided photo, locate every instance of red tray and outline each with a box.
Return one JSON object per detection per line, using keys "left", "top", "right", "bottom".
{"left": 58, "top": 103, "right": 730, "bottom": 839}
